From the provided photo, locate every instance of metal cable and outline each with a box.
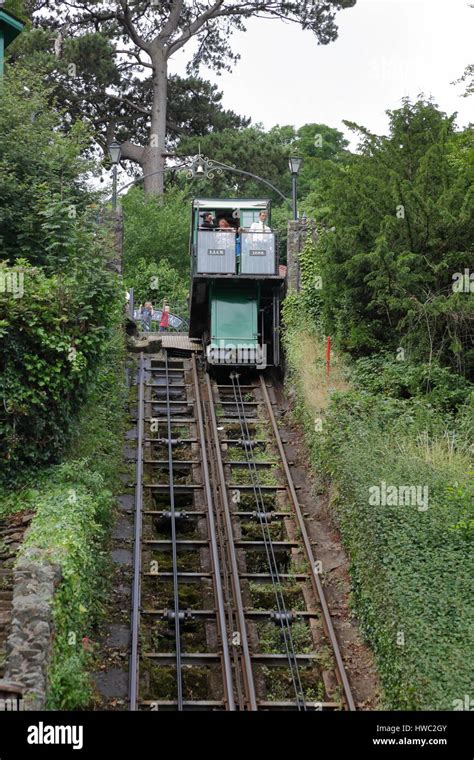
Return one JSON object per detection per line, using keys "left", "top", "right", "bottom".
{"left": 229, "top": 373, "right": 306, "bottom": 710}
{"left": 164, "top": 352, "right": 184, "bottom": 709}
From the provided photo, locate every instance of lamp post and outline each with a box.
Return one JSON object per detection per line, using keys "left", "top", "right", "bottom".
{"left": 288, "top": 155, "right": 303, "bottom": 221}
{"left": 108, "top": 140, "right": 122, "bottom": 211}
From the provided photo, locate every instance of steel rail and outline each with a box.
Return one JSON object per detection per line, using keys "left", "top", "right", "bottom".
{"left": 198, "top": 392, "right": 247, "bottom": 710}
{"left": 191, "top": 356, "right": 236, "bottom": 710}
{"left": 230, "top": 376, "right": 305, "bottom": 688}
{"left": 129, "top": 353, "right": 145, "bottom": 711}
{"left": 230, "top": 373, "right": 306, "bottom": 710}
{"left": 259, "top": 376, "right": 357, "bottom": 711}
{"left": 201, "top": 383, "right": 248, "bottom": 710}
{"left": 164, "top": 353, "right": 184, "bottom": 710}
{"left": 205, "top": 373, "right": 258, "bottom": 710}
{"left": 204, "top": 374, "right": 251, "bottom": 709}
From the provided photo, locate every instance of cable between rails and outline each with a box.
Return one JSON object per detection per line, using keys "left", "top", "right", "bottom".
{"left": 164, "top": 352, "right": 184, "bottom": 710}
{"left": 230, "top": 372, "right": 306, "bottom": 710}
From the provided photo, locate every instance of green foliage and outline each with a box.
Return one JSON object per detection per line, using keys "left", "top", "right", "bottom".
{"left": 271, "top": 203, "right": 291, "bottom": 260}
{"left": 291, "top": 239, "right": 324, "bottom": 323}
{"left": 312, "top": 393, "right": 472, "bottom": 710}
{"left": 17, "top": 0, "right": 355, "bottom": 184}
{"left": 0, "top": 66, "right": 123, "bottom": 481}
{"left": 258, "top": 620, "right": 312, "bottom": 654}
{"left": 0, "top": 248, "right": 121, "bottom": 481}
{"left": 283, "top": 305, "right": 473, "bottom": 709}
{"left": 15, "top": 328, "right": 126, "bottom": 708}
{"left": 0, "top": 66, "right": 95, "bottom": 270}
{"left": 178, "top": 126, "right": 292, "bottom": 200}
{"left": 10, "top": 27, "right": 250, "bottom": 164}
{"left": 124, "top": 257, "right": 189, "bottom": 307}
{"left": 177, "top": 122, "right": 350, "bottom": 205}
{"left": 291, "top": 122, "right": 352, "bottom": 200}
{"left": 351, "top": 354, "right": 471, "bottom": 413}
{"left": 122, "top": 186, "right": 190, "bottom": 278}
{"left": 453, "top": 59, "right": 474, "bottom": 98}
{"left": 21, "top": 464, "right": 109, "bottom": 708}
{"left": 301, "top": 99, "right": 474, "bottom": 376}
{"left": 2, "top": 0, "right": 27, "bottom": 21}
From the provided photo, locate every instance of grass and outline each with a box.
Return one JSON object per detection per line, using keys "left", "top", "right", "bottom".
{"left": 284, "top": 328, "right": 349, "bottom": 417}
{"left": 396, "top": 430, "right": 473, "bottom": 471}
{"left": 283, "top": 308, "right": 474, "bottom": 710}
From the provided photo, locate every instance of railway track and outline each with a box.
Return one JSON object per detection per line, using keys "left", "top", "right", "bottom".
{"left": 128, "top": 350, "right": 356, "bottom": 711}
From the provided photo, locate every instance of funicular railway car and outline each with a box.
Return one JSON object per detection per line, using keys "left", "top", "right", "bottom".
{"left": 188, "top": 198, "right": 286, "bottom": 369}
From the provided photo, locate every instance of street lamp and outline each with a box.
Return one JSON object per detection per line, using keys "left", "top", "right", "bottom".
{"left": 108, "top": 140, "right": 122, "bottom": 211}
{"left": 288, "top": 155, "right": 302, "bottom": 221}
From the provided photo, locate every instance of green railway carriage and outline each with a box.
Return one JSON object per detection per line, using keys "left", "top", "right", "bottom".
{"left": 188, "top": 198, "right": 285, "bottom": 369}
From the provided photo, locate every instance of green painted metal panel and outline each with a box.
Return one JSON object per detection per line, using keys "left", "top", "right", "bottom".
{"left": 210, "top": 286, "right": 258, "bottom": 349}
{"left": 0, "top": 9, "right": 24, "bottom": 78}
{"left": 0, "top": 10, "right": 24, "bottom": 46}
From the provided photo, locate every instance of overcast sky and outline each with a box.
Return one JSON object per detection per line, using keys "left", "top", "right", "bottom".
{"left": 169, "top": 0, "right": 473, "bottom": 149}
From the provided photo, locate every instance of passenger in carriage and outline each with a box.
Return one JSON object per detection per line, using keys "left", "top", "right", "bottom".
{"left": 217, "top": 217, "right": 235, "bottom": 230}
{"left": 216, "top": 216, "right": 239, "bottom": 271}
{"left": 249, "top": 210, "right": 271, "bottom": 233}
{"left": 200, "top": 212, "right": 215, "bottom": 230}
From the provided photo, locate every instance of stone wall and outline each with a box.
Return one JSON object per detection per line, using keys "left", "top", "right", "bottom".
{"left": 286, "top": 219, "right": 318, "bottom": 292}
{"left": 2, "top": 548, "right": 61, "bottom": 710}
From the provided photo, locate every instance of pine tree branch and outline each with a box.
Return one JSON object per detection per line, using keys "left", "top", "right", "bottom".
{"left": 116, "top": 0, "right": 151, "bottom": 53}
{"left": 107, "top": 93, "right": 151, "bottom": 116}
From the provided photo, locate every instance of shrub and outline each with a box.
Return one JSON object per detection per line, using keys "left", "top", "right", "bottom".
{"left": 16, "top": 327, "right": 126, "bottom": 708}
{"left": 0, "top": 245, "right": 121, "bottom": 482}
{"left": 122, "top": 186, "right": 190, "bottom": 278}
{"left": 283, "top": 298, "right": 473, "bottom": 709}
{"left": 123, "top": 257, "right": 189, "bottom": 307}
{"left": 0, "top": 66, "right": 95, "bottom": 270}
{"left": 300, "top": 100, "right": 474, "bottom": 376}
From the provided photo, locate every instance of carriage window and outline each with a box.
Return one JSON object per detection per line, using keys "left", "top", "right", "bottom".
{"left": 241, "top": 210, "right": 261, "bottom": 227}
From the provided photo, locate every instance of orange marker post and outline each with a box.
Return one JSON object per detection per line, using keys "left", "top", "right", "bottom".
{"left": 326, "top": 336, "right": 331, "bottom": 380}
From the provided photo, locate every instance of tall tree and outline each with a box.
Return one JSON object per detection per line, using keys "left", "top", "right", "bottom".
{"left": 9, "top": 25, "right": 250, "bottom": 164}
{"left": 303, "top": 99, "right": 473, "bottom": 375}
{"left": 27, "top": 0, "right": 356, "bottom": 194}
{"left": 176, "top": 122, "right": 350, "bottom": 202}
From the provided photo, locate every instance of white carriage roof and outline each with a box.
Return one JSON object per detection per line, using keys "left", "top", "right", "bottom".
{"left": 193, "top": 199, "right": 270, "bottom": 210}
